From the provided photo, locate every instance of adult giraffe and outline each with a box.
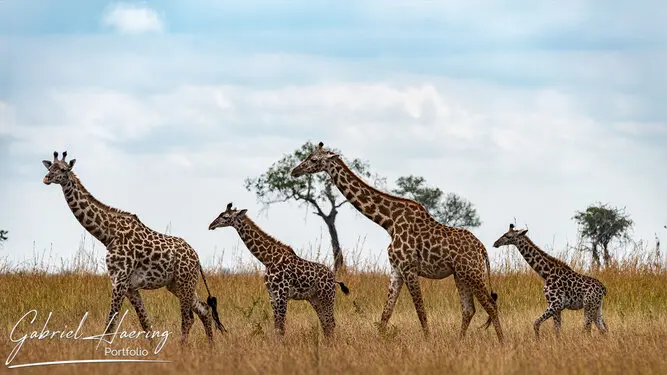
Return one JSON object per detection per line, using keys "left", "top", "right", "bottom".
{"left": 42, "top": 151, "right": 225, "bottom": 345}
{"left": 291, "top": 142, "right": 503, "bottom": 342}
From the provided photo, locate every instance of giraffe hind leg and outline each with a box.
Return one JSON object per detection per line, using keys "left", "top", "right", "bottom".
{"left": 309, "top": 295, "right": 336, "bottom": 339}
{"left": 454, "top": 274, "right": 475, "bottom": 339}
{"left": 466, "top": 275, "right": 504, "bottom": 342}
{"left": 193, "top": 297, "right": 214, "bottom": 343}
{"left": 593, "top": 302, "right": 608, "bottom": 334}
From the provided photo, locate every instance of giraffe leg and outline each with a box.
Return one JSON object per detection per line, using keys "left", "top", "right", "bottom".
{"left": 192, "top": 296, "right": 214, "bottom": 344}
{"left": 378, "top": 267, "right": 404, "bottom": 331}
{"left": 534, "top": 306, "right": 556, "bottom": 338}
{"left": 178, "top": 295, "right": 195, "bottom": 345}
{"left": 104, "top": 272, "right": 129, "bottom": 335}
{"left": 403, "top": 270, "right": 429, "bottom": 337}
{"left": 126, "top": 289, "right": 153, "bottom": 334}
{"left": 594, "top": 304, "right": 608, "bottom": 334}
{"left": 469, "top": 277, "right": 504, "bottom": 343}
{"left": 552, "top": 310, "right": 562, "bottom": 339}
{"left": 270, "top": 292, "right": 288, "bottom": 336}
{"left": 454, "top": 274, "right": 475, "bottom": 339}
{"left": 309, "top": 296, "right": 336, "bottom": 339}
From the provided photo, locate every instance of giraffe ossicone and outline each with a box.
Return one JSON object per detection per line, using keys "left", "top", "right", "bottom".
{"left": 42, "top": 151, "right": 226, "bottom": 345}
{"left": 291, "top": 142, "right": 504, "bottom": 342}
{"left": 208, "top": 202, "right": 350, "bottom": 338}
{"left": 493, "top": 223, "right": 609, "bottom": 338}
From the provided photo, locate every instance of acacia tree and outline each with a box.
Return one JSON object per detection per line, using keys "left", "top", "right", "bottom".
{"left": 573, "top": 203, "right": 633, "bottom": 268}
{"left": 392, "top": 175, "right": 481, "bottom": 229}
{"left": 245, "top": 141, "right": 384, "bottom": 273}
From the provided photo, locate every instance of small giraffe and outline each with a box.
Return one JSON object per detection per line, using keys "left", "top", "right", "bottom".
{"left": 42, "top": 151, "right": 225, "bottom": 344}
{"left": 291, "top": 142, "right": 503, "bottom": 341}
{"left": 208, "top": 203, "right": 350, "bottom": 338}
{"left": 493, "top": 224, "right": 609, "bottom": 338}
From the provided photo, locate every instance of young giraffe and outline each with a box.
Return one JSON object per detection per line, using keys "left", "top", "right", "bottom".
{"left": 208, "top": 203, "right": 350, "bottom": 338}
{"left": 493, "top": 224, "right": 609, "bottom": 338}
{"left": 291, "top": 142, "right": 503, "bottom": 342}
{"left": 42, "top": 151, "right": 225, "bottom": 344}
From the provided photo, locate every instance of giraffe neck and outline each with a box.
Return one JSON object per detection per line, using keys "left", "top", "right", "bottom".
{"left": 61, "top": 174, "right": 130, "bottom": 247}
{"left": 512, "top": 236, "right": 559, "bottom": 279}
{"left": 324, "top": 158, "right": 400, "bottom": 232}
{"left": 234, "top": 217, "right": 296, "bottom": 266}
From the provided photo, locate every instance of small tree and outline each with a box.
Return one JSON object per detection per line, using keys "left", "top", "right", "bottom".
{"left": 392, "top": 175, "right": 481, "bottom": 229}
{"left": 245, "top": 141, "right": 384, "bottom": 273}
{"left": 573, "top": 203, "right": 633, "bottom": 268}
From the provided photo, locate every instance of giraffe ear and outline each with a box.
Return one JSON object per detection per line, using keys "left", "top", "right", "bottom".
{"left": 235, "top": 209, "right": 248, "bottom": 218}
{"left": 42, "top": 160, "right": 53, "bottom": 169}
{"left": 68, "top": 159, "right": 76, "bottom": 169}
{"left": 325, "top": 152, "right": 339, "bottom": 160}
{"left": 518, "top": 229, "right": 528, "bottom": 236}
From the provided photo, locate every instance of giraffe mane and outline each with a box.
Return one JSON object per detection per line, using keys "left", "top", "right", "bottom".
{"left": 332, "top": 158, "right": 428, "bottom": 212}
{"left": 521, "top": 235, "right": 573, "bottom": 271}
{"left": 243, "top": 216, "right": 297, "bottom": 255}
{"left": 71, "top": 173, "right": 142, "bottom": 221}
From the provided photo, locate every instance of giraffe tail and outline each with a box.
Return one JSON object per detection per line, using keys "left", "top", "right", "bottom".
{"left": 336, "top": 281, "right": 350, "bottom": 295}
{"left": 199, "top": 263, "right": 227, "bottom": 333}
{"left": 206, "top": 296, "right": 226, "bottom": 333}
{"left": 484, "top": 251, "right": 498, "bottom": 304}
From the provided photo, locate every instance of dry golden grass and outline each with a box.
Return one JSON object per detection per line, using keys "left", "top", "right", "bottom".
{"left": 1, "top": 267, "right": 666, "bottom": 375}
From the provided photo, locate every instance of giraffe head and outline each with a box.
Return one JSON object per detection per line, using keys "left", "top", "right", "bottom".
{"left": 290, "top": 142, "right": 340, "bottom": 178}
{"left": 208, "top": 202, "right": 248, "bottom": 230}
{"left": 42, "top": 151, "right": 77, "bottom": 185}
{"left": 492, "top": 223, "right": 528, "bottom": 248}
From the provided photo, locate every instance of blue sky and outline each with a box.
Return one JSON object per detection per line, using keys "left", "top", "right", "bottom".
{"left": 1, "top": 0, "right": 666, "bottom": 270}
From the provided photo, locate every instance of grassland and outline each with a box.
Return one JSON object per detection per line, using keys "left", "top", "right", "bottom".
{"left": 1, "top": 261, "right": 666, "bottom": 375}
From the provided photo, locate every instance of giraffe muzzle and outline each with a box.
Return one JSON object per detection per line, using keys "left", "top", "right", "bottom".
{"left": 43, "top": 176, "right": 52, "bottom": 185}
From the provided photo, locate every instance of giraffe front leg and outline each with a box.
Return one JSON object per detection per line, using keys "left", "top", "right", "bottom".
{"left": 270, "top": 293, "right": 288, "bottom": 336}
{"left": 403, "top": 270, "right": 429, "bottom": 337}
{"left": 378, "top": 267, "right": 404, "bottom": 332}
{"left": 534, "top": 306, "right": 556, "bottom": 339}
{"left": 104, "top": 272, "right": 129, "bottom": 335}
{"left": 127, "top": 289, "right": 153, "bottom": 332}
{"left": 552, "top": 310, "right": 562, "bottom": 339}
{"left": 126, "top": 289, "right": 154, "bottom": 345}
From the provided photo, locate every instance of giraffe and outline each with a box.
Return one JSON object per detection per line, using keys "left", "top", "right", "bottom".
{"left": 42, "top": 151, "right": 225, "bottom": 345}
{"left": 208, "top": 203, "right": 350, "bottom": 338}
{"left": 290, "top": 142, "right": 503, "bottom": 341}
{"left": 493, "top": 224, "right": 609, "bottom": 338}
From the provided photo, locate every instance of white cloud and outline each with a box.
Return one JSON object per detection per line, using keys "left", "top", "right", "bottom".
{"left": 101, "top": 3, "right": 164, "bottom": 34}
{"left": 2, "top": 79, "right": 665, "bottom": 272}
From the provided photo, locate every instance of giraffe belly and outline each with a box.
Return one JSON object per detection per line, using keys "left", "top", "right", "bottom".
{"left": 129, "top": 269, "right": 170, "bottom": 290}
{"left": 418, "top": 261, "right": 454, "bottom": 279}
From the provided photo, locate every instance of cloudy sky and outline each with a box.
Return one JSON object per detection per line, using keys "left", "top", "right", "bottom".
{"left": 1, "top": 1, "right": 666, "bottom": 271}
